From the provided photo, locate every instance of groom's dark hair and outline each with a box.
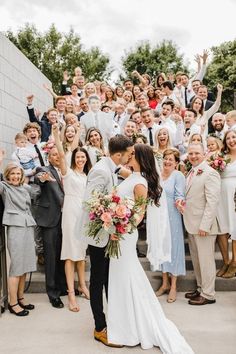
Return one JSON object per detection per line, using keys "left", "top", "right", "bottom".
{"left": 109, "top": 134, "right": 134, "bottom": 155}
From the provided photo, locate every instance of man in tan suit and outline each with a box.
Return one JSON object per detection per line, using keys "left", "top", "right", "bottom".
{"left": 183, "top": 143, "right": 221, "bottom": 305}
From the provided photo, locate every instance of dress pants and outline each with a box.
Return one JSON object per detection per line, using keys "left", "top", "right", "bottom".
{"left": 89, "top": 245, "right": 109, "bottom": 332}
{"left": 41, "top": 219, "right": 67, "bottom": 300}
{"left": 188, "top": 233, "right": 217, "bottom": 300}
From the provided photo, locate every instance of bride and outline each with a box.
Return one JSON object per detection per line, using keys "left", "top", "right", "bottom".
{"left": 107, "top": 144, "right": 194, "bottom": 353}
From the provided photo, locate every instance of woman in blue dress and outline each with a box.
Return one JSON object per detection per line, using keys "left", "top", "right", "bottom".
{"left": 156, "top": 148, "right": 186, "bottom": 303}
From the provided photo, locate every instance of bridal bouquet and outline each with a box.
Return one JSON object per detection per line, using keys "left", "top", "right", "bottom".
{"left": 84, "top": 188, "right": 146, "bottom": 258}
{"left": 207, "top": 153, "right": 231, "bottom": 173}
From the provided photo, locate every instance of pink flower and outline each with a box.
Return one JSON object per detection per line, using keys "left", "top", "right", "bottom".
{"left": 126, "top": 209, "right": 132, "bottom": 218}
{"left": 196, "top": 169, "right": 204, "bottom": 176}
{"left": 116, "top": 224, "right": 126, "bottom": 234}
{"left": 89, "top": 212, "right": 96, "bottom": 220}
{"left": 214, "top": 159, "right": 219, "bottom": 167}
{"left": 112, "top": 195, "right": 121, "bottom": 203}
{"left": 115, "top": 205, "right": 127, "bottom": 219}
{"left": 101, "top": 212, "right": 112, "bottom": 224}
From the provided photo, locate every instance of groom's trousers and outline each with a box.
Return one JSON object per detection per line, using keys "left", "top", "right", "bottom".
{"left": 89, "top": 245, "right": 110, "bottom": 331}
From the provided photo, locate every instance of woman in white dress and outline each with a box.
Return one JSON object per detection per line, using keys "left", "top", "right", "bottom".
{"left": 107, "top": 144, "right": 194, "bottom": 353}
{"left": 217, "top": 129, "right": 236, "bottom": 278}
{"left": 53, "top": 125, "right": 92, "bottom": 311}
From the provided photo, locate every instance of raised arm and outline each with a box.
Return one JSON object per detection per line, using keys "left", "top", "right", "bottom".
{"left": 203, "top": 84, "right": 223, "bottom": 124}
{"left": 52, "top": 124, "right": 67, "bottom": 176}
{"left": 26, "top": 95, "right": 39, "bottom": 123}
{"left": 132, "top": 70, "right": 147, "bottom": 88}
{"left": 70, "top": 123, "right": 81, "bottom": 151}
{"left": 43, "top": 83, "right": 58, "bottom": 99}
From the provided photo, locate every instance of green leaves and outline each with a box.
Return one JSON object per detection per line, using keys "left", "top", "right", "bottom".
{"left": 121, "top": 40, "right": 188, "bottom": 83}
{"left": 5, "top": 24, "right": 110, "bottom": 92}
{"left": 205, "top": 40, "right": 236, "bottom": 112}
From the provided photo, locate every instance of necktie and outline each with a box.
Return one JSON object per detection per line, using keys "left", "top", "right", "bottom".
{"left": 186, "top": 168, "right": 194, "bottom": 188}
{"left": 34, "top": 144, "right": 45, "bottom": 166}
{"left": 148, "top": 127, "right": 154, "bottom": 146}
{"left": 184, "top": 87, "right": 188, "bottom": 107}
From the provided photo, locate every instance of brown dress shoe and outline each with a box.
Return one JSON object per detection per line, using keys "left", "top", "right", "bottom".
{"left": 94, "top": 328, "right": 124, "bottom": 348}
{"left": 185, "top": 290, "right": 200, "bottom": 300}
{"left": 188, "top": 295, "right": 216, "bottom": 305}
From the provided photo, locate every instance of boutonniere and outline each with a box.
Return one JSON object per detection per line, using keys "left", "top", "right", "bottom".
{"left": 196, "top": 169, "right": 204, "bottom": 176}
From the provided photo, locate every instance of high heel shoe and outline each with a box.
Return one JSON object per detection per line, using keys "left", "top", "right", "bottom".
{"left": 67, "top": 291, "right": 80, "bottom": 312}
{"left": 18, "top": 297, "right": 35, "bottom": 310}
{"left": 221, "top": 263, "right": 236, "bottom": 278}
{"left": 78, "top": 286, "right": 90, "bottom": 300}
{"left": 8, "top": 303, "right": 29, "bottom": 316}
{"left": 216, "top": 264, "right": 229, "bottom": 277}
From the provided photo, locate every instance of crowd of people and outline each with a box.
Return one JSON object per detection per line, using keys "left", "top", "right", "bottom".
{"left": 0, "top": 49, "right": 236, "bottom": 332}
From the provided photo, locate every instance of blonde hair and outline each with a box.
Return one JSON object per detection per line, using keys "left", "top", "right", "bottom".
{"left": 15, "top": 133, "right": 27, "bottom": 142}
{"left": 155, "top": 127, "right": 173, "bottom": 150}
{"left": 206, "top": 135, "right": 223, "bottom": 151}
{"left": 225, "top": 110, "right": 236, "bottom": 122}
{"left": 3, "top": 163, "right": 25, "bottom": 185}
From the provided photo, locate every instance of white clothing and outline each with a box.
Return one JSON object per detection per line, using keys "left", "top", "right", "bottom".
{"left": 217, "top": 160, "right": 236, "bottom": 239}
{"left": 107, "top": 173, "right": 194, "bottom": 353}
{"left": 141, "top": 124, "right": 160, "bottom": 146}
{"left": 12, "top": 147, "right": 38, "bottom": 176}
{"left": 61, "top": 169, "right": 87, "bottom": 261}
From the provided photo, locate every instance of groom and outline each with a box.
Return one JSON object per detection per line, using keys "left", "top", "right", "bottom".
{"left": 82, "top": 134, "right": 134, "bottom": 347}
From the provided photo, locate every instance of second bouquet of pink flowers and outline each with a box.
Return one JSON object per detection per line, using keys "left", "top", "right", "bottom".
{"left": 84, "top": 188, "right": 147, "bottom": 258}
{"left": 207, "top": 153, "right": 231, "bottom": 173}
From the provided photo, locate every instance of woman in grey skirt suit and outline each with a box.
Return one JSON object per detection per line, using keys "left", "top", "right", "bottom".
{"left": 0, "top": 157, "right": 37, "bottom": 316}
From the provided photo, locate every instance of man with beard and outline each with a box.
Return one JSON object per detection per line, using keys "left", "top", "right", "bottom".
{"left": 211, "top": 113, "right": 226, "bottom": 140}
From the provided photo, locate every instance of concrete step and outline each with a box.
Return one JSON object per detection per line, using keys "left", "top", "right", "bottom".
{"left": 27, "top": 254, "right": 236, "bottom": 293}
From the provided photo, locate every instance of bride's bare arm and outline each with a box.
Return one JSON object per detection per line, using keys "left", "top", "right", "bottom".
{"left": 134, "top": 184, "right": 148, "bottom": 225}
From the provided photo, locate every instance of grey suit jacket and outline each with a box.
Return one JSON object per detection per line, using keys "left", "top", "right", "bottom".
{"left": 80, "top": 111, "right": 114, "bottom": 146}
{"left": 0, "top": 182, "right": 36, "bottom": 227}
{"left": 80, "top": 157, "right": 118, "bottom": 247}
{"left": 183, "top": 162, "right": 221, "bottom": 235}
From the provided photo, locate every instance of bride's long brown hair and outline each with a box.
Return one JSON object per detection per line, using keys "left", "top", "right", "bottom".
{"left": 134, "top": 144, "right": 162, "bottom": 206}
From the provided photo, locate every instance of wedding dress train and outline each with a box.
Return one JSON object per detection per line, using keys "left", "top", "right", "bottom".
{"left": 107, "top": 172, "right": 194, "bottom": 353}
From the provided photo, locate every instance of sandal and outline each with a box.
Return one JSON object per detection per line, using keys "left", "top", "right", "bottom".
{"left": 167, "top": 289, "right": 177, "bottom": 303}
{"left": 155, "top": 285, "right": 170, "bottom": 297}
{"left": 216, "top": 264, "right": 229, "bottom": 277}
{"left": 67, "top": 291, "right": 80, "bottom": 312}
{"left": 78, "top": 286, "right": 90, "bottom": 300}
{"left": 221, "top": 263, "right": 236, "bottom": 278}
{"left": 8, "top": 303, "right": 29, "bottom": 316}
{"left": 18, "top": 297, "right": 35, "bottom": 310}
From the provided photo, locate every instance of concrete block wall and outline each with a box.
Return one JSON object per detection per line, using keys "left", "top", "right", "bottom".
{"left": 0, "top": 33, "right": 53, "bottom": 165}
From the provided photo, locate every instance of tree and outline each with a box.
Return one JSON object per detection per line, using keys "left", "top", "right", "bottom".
{"left": 204, "top": 40, "right": 236, "bottom": 112}
{"left": 5, "top": 24, "right": 111, "bottom": 92}
{"left": 121, "top": 40, "right": 188, "bottom": 84}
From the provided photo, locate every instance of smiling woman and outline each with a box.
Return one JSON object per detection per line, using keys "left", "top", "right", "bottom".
{"left": 0, "top": 160, "right": 37, "bottom": 317}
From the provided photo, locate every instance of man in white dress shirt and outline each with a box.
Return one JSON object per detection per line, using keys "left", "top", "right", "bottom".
{"left": 141, "top": 108, "right": 160, "bottom": 146}
{"left": 80, "top": 95, "right": 114, "bottom": 146}
{"left": 159, "top": 100, "right": 177, "bottom": 144}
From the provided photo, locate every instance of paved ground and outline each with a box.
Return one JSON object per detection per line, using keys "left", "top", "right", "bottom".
{"left": 0, "top": 292, "right": 235, "bottom": 354}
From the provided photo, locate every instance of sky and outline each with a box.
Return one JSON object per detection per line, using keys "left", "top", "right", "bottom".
{"left": 0, "top": 0, "right": 236, "bottom": 80}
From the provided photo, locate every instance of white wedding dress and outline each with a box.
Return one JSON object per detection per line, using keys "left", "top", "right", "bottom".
{"left": 107, "top": 172, "right": 194, "bottom": 353}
